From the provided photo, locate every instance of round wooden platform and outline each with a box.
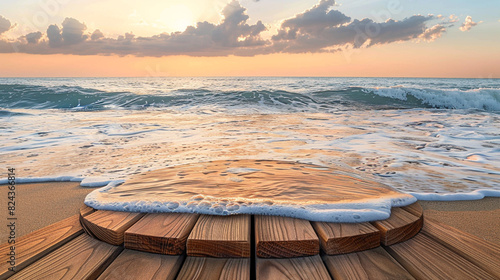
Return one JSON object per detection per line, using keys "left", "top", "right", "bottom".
{"left": 80, "top": 202, "right": 423, "bottom": 258}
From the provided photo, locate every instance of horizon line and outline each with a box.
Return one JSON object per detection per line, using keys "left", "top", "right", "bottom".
{"left": 1, "top": 76, "right": 499, "bottom": 79}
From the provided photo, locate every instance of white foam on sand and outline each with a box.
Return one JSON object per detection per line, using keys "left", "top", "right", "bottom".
{"left": 79, "top": 158, "right": 499, "bottom": 223}
{"left": 0, "top": 176, "right": 121, "bottom": 188}
{"left": 84, "top": 181, "right": 417, "bottom": 223}
{"left": 410, "top": 189, "right": 500, "bottom": 201}
{"left": 0, "top": 176, "right": 83, "bottom": 185}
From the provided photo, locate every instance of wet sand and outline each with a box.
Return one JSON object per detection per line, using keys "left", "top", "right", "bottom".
{"left": 0, "top": 182, "right": 498, "bottom": 245}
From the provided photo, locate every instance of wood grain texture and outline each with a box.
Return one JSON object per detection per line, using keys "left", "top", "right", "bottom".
{"left": 256, "top": 215, "right": 319, "bottom": 258}
{"left": 80, "top": 205, "right": 96, "bottom": 218}
{"left": 124, "top": 213, "right": 199, "bottom": 255}
{"left": 187, "top": 215, "right": 250, "bottom": 257}
{"left": 312, "top": 222, "right": 379, "bottom": 255}
{"left": 400, "top": 202, "right": 423, "bottom": 218}
{"left": 422, "top": 218, "right": 500, "bottom": 278}
{"left": 80, "top": 205, "right": 97, "bottom": 239}
{"left": 97, "top": 249, "right": 184, "bottom": 280}
{"left": 83, "top": 210, "right": 144, "bottom": 245}
{"left": 8, "top": 234, "right": 122, "bottom": 280}
{"left": 176, "top": 257, "right": 250, "bottom": 280}
{"left": 257, "top": 255, "right": 331, "bottom": 280}
{"left": 371, "top": 205, "right": 423, "bottom": 246}
{"left": 385, "top": 232, "right": 497, "bottom": 280}
{"left": 322, "top": 247, "right": 415, "bottom": 280}
{"left": 0, "top": 215, "right": 83, "bottom": 280}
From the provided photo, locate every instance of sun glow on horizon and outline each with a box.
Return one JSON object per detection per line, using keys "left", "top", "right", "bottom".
{"left": 0, "top": 0, "right": 498, "bottom": 77}
{"left": 159, "top": 4, "right": 196, "bottom": 32}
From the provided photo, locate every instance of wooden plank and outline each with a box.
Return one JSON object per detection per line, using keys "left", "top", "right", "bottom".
{"left": 256, "top": 255, "right": 331, "bottom": 280}
{"left": 176, "top": 257, "right": 250, "bottom": 280}
{"left": 80, "top": 204, "right": 96, "bottom": 218}
{"left": 187, "top": 215, "right": 251, "bottom": 258}
{"left": 311, "top": 222, "right": 379, "bottom": 255}
{"left": 124, "top": 213, "right": 199, "bottom": 255}
{"left": 97, "top": 249, "right": 184, "bottom": 280}
{"left": 371, "top": 205, "right": 423, "bottom": 246}
{"left": 0, "top": 215, "right": 83, "bottom": 279}
{"left": 322, "top": 247, "right": 415, "bottom": 280}
{"left": 8, "top": 234, "right": 122, "bottom": 280}
{"left": 83, "top": 210, "right": 144, "bottom": 245}
{"left": 385, "top": 232, "right": 497, "bottom": 280}
{"left": 256, "top": 215, "right": 319, "bottom": 258}
{"left": 80, "top": 205, "right": 97, "bottom": 239}
{"left": 400, "top": 202, "right": 423, "bottom": 218}
{"left": 422, "top": 218, "right": 500, "bottom": 278}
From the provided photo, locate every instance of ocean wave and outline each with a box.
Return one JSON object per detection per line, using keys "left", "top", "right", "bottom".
{"left": 369, "top": 87, "right": 500, "bottom": 111}
{"left": 1, "top": 82, "right": 499, "bottom": 112}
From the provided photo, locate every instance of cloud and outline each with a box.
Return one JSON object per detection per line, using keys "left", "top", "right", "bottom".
{"left": 271, "top": 1, "right": 441, "bottom": 53}
{"left": 459, "top": 16, "right": 480, "bottom": 32}
{"left": 46, "top": 18, "right": 88, "bottom": 47}
{"left": 0, "top": 15, "right": 12, "bottom": 35}
{"left": 276, "top": 0, "right": 351, "bottom": 37}
{"left": 419, "top": 24, "right": 446, "bottom": 42}
{"left": 25, "top": 32, "right": 43, "bottom": 44}
{"left": 91, "top": 29, "right": 104, "bottom": 41}
{"left": 448, "top": 15, "right": 459, "bottom": 23}
{"left": 61, "top": 17, "right": 88, "bottom": 44}
{"left": 0, "top": 1, "right": 446, "bottom": 57}
{"left": 47, "top": 24, "right": 63, "bottom": 47}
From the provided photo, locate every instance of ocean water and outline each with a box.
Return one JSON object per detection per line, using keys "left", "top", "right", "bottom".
{"left": 1, "top": 77, "right": 499, "bottom": 222}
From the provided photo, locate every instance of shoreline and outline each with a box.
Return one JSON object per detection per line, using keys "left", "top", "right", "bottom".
{"left": 1, "top": 182, "right": 498, "bottom": 244}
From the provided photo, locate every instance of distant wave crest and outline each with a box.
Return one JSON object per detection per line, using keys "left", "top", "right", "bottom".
{"left": 369, "top": 87, "right": 500, "bottom": 111}
{"left": 1, "top": 83, "right": 499, "bottom": 113}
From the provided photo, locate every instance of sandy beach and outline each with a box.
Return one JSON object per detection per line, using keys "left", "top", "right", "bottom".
{"left": 0, "top": 182, "right": 94, "bottom": 243}
{"left": 1, "top": 182, "right": 498, "bottom": 245}
{"left": 419, "top": 198, "right": 500, "bottom": 244}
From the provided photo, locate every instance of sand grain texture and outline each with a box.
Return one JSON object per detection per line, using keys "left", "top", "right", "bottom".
{"left": 0, "top": 182, "right": 94, "bottom": 243}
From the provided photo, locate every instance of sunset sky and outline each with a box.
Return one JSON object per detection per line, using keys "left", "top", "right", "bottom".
{"left": 0, "top": 0, "right": 499, "bottom": 77}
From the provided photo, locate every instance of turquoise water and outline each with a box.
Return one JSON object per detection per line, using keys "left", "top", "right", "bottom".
{"left": 1, "top": 77, "right": 499, "bottom": 112}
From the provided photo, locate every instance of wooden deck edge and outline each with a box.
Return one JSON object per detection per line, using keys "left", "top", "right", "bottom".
{"left": 311, "top": 221, "right": 381, "bottom": 255}
{"left": 123, "top": 213, "right": 199, "bottom": 255}
{"left": 124, "top": 233, "right": 187, "bottom": 255}
{"left": 187, "top": 240, "right": 251, "bottom": 258}
{"left": 371, "top": 204, "right": 424, "bottom": 246}
{"left": 79, "top": 204, "right": 426, "bottom": 258}
{"left": 187, "top": 215, "right": 251, "bottom": 258}
{"left": 82, "top": 210, "right": 145, "bottom": 245}
{"left": 255, "top": 215, "right": 320, "bottom": 258}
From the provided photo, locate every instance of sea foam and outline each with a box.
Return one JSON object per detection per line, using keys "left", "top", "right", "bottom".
{"left": 0, "top": 176, "right": 121, "bottom": 188}
{"left": 83, "top": 160, "right": 418, "bottom": 223}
